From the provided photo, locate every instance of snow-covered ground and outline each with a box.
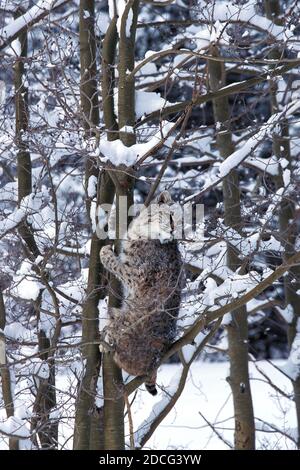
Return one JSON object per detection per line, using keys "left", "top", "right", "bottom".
{"left": 0, "top": 359, "right": 296, "bottom": 450}
{"left": 129, "top": 360, "right": 297, "bottom": 450}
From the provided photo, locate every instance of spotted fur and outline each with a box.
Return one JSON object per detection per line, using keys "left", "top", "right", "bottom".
{"left": 100, "top": 192, "right": 183, "bottom": 395}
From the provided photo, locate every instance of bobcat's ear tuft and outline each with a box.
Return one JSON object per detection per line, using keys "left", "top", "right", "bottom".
{"left": 157, "top": 191, "right": 172, "bottom": 205}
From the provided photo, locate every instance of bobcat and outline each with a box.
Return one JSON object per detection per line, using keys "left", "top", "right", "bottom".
{"left": 100, "top": 191, "right": 183, "bottom": 395}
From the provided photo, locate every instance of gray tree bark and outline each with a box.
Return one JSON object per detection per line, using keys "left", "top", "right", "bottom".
{"left": 74, "top": 0, "right": 115, "bottom": 450}
{"left": 14, "top": 6, "right": 58, "bottom": 449}
{"left": 79, "top": 0, "right": 100, "bottom": 217}
{"left": 73, "top": 172, "right": 114, "bottom": 450}
{"left": 102, "top": 0, "right": 139, "bottom": 450}
{"left": 0, "top": 291, "right": 18, "bottom": 450}
{"left": 14, "top": 8, "right": 39, "bottom": 259}
{"left": 208, "top": 45, "right": 255, "bottom": 450}
{"left": 264, "top": 0, "right": 300, "bottom": 448}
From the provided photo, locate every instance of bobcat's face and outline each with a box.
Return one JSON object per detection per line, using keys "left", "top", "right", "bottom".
{"left": 127, "top": 191, "right": 182, "bottom": 242}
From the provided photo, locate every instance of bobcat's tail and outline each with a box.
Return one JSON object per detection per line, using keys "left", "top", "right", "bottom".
{"left": 145, "top": 383, "right": 158, "bottom": 396}
{"left": 145, "top": 371, "right": 158, "bottom": 396}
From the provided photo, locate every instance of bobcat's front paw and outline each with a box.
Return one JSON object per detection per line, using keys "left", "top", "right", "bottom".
{"left": 99, "top": 338, "right": 114, "bottom": 353}
{"left": 100, "top": 244, "right": 113, "bottom": 266}
{"left": 99, "top": 327, "right": 114, "bottom": 353}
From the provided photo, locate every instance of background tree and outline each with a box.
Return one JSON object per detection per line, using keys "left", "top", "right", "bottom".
{"left": 0, "top": 0, "right": 299, "bottom": 450}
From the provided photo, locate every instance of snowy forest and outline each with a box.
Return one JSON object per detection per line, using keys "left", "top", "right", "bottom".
{"left": 0, "top": 0, "right": 300, "bottom": 452}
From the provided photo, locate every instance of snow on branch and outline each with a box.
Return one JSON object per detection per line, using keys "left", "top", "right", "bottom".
{"left": 167, "top": 251, "right": 300, "bottom": 360}
{"left": 0, "top": 416, "right": 30, "bottom": 439}
{"left": 214, "top": 224, "right": 283, "bottom": 257}
{"left": 185, "top": 99, "right": 300, "bottom": 203}
{"left": 137, "top": 59, "right": 300, "bottom": 126}
{"left": 0, "top": 193, "right": 44, "bottom": 240}
{"left": 133, "top": 320, "right": 221, "bottom": 448}
{"left": 0, "top": 0, "right": 69, "bottom": 52}
{"left": 244, "top": 154, "right": 279, "bottom": 175}
{"left": 115, "top": 0, "right": 134, "bottom": 38}
{"left": 126, "top": 251, "right": 300, "bottom": 399}
{"left": 255, "top": 418, "right": 298, "bottom": 446}
{"left": 212, "top": 1, "right": 296, "bottom": 43}
{"left": 100, "top": 121, "right": 175, "bottom": 166}
{"left": 133, "top": 364, "right": 187, "bottom": 448}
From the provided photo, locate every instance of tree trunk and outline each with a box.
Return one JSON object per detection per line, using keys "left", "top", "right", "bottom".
{"left": 31, "top": 326, "right": 59, "bottom": 449}
{"left": 118, "top": 0, "right": 139, "bottom": 147}
{"left": 102, "top": 1, "right": 139, "bottom": 450}
{"left": 14, "top": 7, "right": 58, "bottom": 449}
{"left": 74, "top": 0, "right": 118, "bottom": 450}
{"left": 14, "top": 7, "right": 39, "bottom": 259}
{"left": 102, "top": 15, "right": 119, "bottom": 142}
{"left": 208, "top": 45, "right": 255, "bottom": 450}
{"left": 280, "top": 127, "right": 300, "bottom": 449}
{"left": 264, "top": 0, "right": 300, "bottom": 448}
{"left": 73, "top": 172, "right": 115, "bottom": 450}
{"left": 0, "top": 291, "right": 18, "bottom": 450}
{"left": 79, "top": 0, "right": 100, "bottom": 217}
